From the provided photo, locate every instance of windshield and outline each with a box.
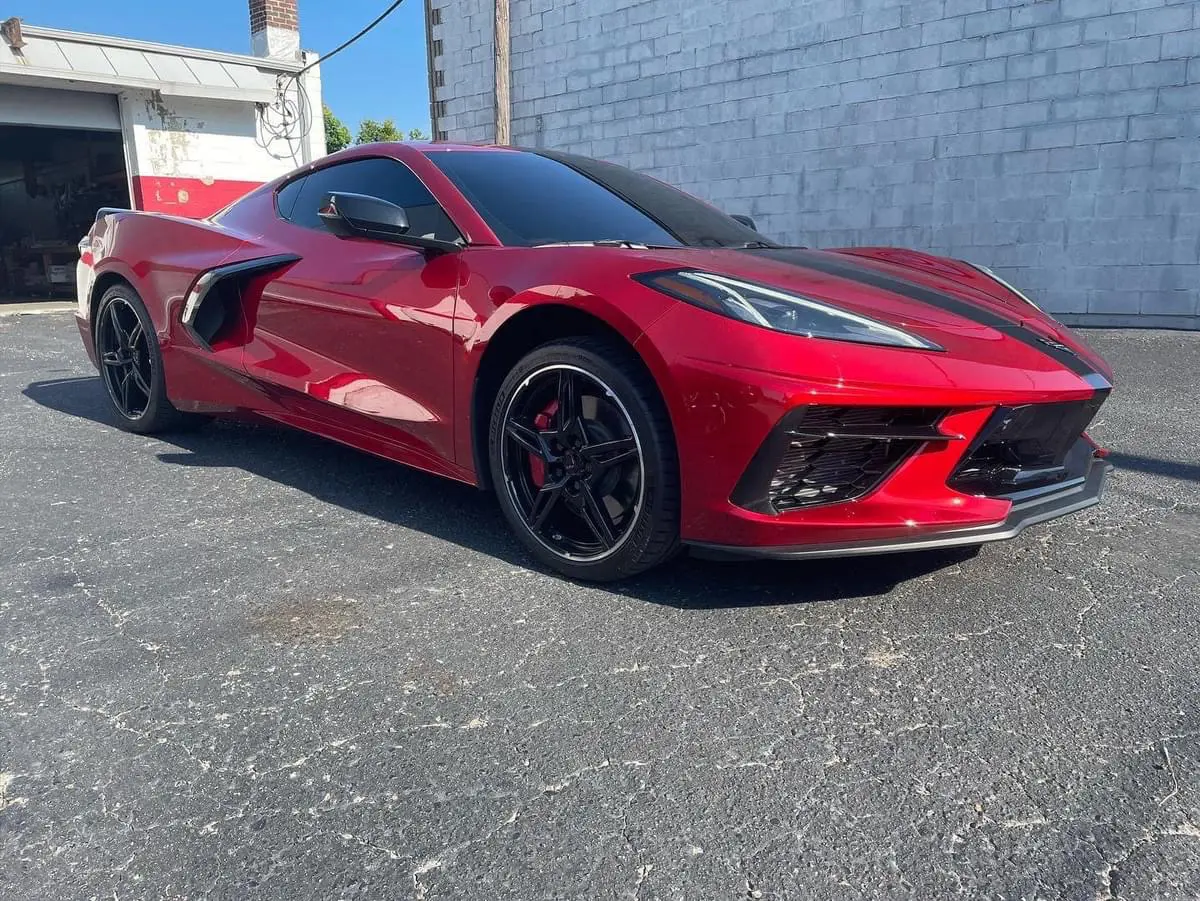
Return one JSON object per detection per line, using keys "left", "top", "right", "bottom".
{"left": 426, "top": 149, "right": 768, "bottom": 248}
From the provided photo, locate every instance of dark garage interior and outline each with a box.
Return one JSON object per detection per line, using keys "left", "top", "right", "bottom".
{"left": 0, "top": 124, "right": 128, "bottom": 301}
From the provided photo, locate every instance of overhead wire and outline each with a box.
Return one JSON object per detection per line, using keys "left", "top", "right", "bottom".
{"left": 257, "top": 75, "right": 311, "bottom": 164}
{"left": 259, "top": 0, "right": 409, "bottom": 159}
{"left": 292, "top": 0, "right": 407, "bottom": 80}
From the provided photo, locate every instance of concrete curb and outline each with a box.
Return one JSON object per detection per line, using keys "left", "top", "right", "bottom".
{"left": 0, "top": 302, "right": 76, "bottom": 317}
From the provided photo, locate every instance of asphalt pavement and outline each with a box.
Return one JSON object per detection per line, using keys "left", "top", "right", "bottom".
{"left": 1, "top": 312, "right": 1197, "bottom": 900}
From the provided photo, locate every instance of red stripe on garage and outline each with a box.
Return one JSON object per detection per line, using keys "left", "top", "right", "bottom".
{"left": 131, "top": 176, "right": 264, "bottom": 218}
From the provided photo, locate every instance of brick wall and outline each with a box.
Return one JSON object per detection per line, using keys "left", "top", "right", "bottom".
{"left": 249, "top": 0, "right": 299, "bottom": 33}
{"left": 430, "top": 0, "right": 1199, "bottom": 327}
{"left": 429, "top": 0, "right": 496, "bottom": 142}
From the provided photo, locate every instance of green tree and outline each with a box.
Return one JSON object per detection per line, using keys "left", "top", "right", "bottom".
{"left": 408, "top": 128, "right": 429, "bottom": 141}
{"left": 356, "top": 118, "right": 403, "bottom": 144}
{"left": 323, "top": 106, "right": 352, "bottom": 153}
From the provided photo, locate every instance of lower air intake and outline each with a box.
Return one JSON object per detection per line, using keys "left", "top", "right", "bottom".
{"left": 948, "top": 393, "right": 1108, "bottom": 497}
{"left": 732, "top": 406, "right": 948, "bottom": 514}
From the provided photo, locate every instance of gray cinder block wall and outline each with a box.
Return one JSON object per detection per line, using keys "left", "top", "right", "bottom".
{"left": 429, "top": 0, "right": 1200, "bottom": 327}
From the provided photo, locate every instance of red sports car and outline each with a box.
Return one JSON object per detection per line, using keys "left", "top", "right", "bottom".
{"left": 74, "top": 143, "right": 1112, "bottom": 580}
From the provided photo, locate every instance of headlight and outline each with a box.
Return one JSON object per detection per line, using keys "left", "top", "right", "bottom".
{"left": 633, "top": 269, "right": 942, "bottom": 351}
{"left": 965, "top": 262, "right": 1041, "bottom": 311}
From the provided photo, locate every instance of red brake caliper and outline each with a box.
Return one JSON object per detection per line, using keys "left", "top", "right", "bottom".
{"left": 529, "top": 401, "right": 558, "bottom": 488}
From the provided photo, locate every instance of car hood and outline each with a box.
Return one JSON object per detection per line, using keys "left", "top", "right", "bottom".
{"left": 622, "top": 244, "right": 1112, "bottom": 381}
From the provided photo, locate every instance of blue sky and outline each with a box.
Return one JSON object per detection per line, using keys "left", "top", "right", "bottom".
{"left": 32, "top": 0, "right": 432, "bottom": 134}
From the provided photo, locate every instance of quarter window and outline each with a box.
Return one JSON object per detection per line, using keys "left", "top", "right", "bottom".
{"left": 275, "top": 176, "right": 306, "bottom": 220}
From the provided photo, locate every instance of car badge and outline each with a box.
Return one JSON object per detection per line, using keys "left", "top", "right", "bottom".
{"left": 1037, "top": 336, "right": 1075, "bottom": 354}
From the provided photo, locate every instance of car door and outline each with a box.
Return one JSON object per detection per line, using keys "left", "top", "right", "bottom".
{"left": 241, "top": 156, "right": 464, "bottom": 474}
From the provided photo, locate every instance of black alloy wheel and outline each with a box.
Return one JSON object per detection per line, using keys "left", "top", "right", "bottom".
{"left": 93, "top": 284, "right": 199, "bottom": 434}
{"left": 503, "top": 363, "right": 643, "bottom": 560}
{"left": 97, "top": 294, "right": 154, "bottom": 420}
{"left": 489, "top": 338, "right": 680, "bottom": 580}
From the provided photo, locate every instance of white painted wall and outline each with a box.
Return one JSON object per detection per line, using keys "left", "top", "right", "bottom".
{"left": 119, "top": 67, "right": 323, "bottom": 184}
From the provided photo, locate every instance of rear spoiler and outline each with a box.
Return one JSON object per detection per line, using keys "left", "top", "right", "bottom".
{"left": 82, "top": 207, "right": 133, "bottom": 260}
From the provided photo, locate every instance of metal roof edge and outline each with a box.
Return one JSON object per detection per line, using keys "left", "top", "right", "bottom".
{"left": 19, "top": 23, "right": 308, "bottom": 73}
{"left": 0, "top": 64, "right": 277, "bottom": 103}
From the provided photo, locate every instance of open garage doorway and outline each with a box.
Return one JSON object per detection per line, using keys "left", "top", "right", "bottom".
{"left": 0, "top": 125, "right": 129, "bottom": 302}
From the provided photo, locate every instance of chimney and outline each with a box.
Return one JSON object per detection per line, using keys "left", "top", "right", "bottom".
{"left": 1, "top": 17, "right": 27, "bottom": 50}
{"left": 249, "top": 0, "right": 300, "bottom": 61}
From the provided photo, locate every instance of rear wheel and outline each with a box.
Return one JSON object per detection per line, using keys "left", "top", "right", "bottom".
{"left": 95, "top": 284, "right": 198, "bottom": 433}
{"left": 488, "top": 337, "right": 680, "bottom": 581}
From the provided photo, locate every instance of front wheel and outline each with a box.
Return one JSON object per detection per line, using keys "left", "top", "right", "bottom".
{"left": 488, "top": 338, "right": 681, "bottom": 581}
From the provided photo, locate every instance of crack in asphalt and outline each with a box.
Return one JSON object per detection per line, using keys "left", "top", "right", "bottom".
{"left": 2, "top": 318, "right": 1198, "bottom": 899}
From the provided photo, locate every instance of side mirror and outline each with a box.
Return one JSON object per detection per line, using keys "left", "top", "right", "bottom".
{"left": 318, "top": 191, "right": 461, "bottom": 255}
{"left": 731, "top": 214, "right": 758, "bottom": 232}
{"left": 319, "top": 192, "right": 410, "bottom": 241}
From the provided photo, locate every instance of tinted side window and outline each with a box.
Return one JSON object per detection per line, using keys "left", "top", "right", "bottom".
{"left": 291, "top": 166, "right": 346, "bottom": 230}
{"left": 426, "top": 150, "right": 682, "bottom": 247}
{"left": 291, "top": 158, "right": 460, "bottom": 243}
{"left": 542, "top": 151, "right": 768, "bottom": 248}
{"left": 275, "top": 176, "right": 306, "bottom": 220}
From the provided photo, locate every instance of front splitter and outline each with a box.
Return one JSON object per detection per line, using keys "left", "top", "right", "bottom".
{"left": 688, "top": 459, "right": 1111, "bottom": 561}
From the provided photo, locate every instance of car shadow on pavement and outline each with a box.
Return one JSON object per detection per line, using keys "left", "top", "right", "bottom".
{"left": 26, "top": 376, "right": 980, "bottom": 607}
{"left": 1105, "top": 451, "right": 1200, "bottom": 484}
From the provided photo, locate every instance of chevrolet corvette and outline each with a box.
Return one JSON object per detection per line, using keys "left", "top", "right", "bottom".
{"left": 74, "top": 143, "right": 1113, "bottom": 580}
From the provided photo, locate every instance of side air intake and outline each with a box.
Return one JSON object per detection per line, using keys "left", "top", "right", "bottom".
{"left": 181, "top": 254, "right": 300, "bottom": 349}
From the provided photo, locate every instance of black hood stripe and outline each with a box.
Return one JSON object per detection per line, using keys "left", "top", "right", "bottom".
{"left": 747, "top": 248, "right": 1097, "bottom": 378}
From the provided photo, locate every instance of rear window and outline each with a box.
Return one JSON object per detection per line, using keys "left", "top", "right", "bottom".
{"left": 425, "top": 150, "right": 682, "bottom": 248}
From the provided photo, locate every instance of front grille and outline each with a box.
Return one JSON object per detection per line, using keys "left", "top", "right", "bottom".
{"left": 732, "top": 406, "right": 948, "bottom": 514}
{"left": 948, "top": 393, "right": 1108, "bottom": 497}
{"left": 769, "top": 434, "right": 912, "bottom": 510}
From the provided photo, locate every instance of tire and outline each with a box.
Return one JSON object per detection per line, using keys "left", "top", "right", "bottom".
{"left": 488, "top": 336, "right": 681, "bottom": 581}
{"left": 94, "top": 283, "right": 201, "bottom": 434}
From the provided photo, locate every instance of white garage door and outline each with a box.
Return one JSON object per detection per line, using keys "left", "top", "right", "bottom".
{"left": 0, "top": 83, "right": 120, "bottom": 131}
